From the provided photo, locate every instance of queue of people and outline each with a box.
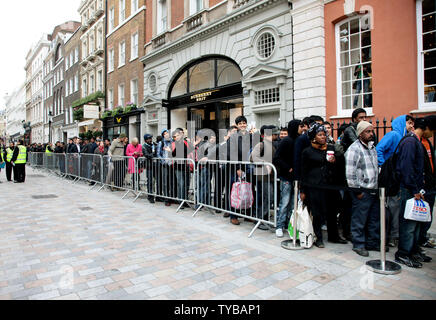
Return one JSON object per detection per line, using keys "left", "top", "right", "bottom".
{"left": 6, "top": 108, "right": 436, "bottom": 269}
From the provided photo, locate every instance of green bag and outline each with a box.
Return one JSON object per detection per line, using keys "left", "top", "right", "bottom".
{"left": 288, "top": 212, "right": 299, "bottom": 240}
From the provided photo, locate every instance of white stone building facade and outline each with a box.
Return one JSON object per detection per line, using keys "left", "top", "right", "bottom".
{"left": 4, "top": 84, "right": 26, "bottom": 142}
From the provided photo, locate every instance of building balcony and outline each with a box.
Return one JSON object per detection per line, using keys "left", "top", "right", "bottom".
{"left": 87, "top": 16, "right": 96, "bottom": 25}
{"left": 95, "top": 9, "right": 104, "bottom": 18}
{"left": 152, "top": 33, "right": 167, "bottom": 49}
{"left": 87, "top": 52, "right": 96, "bottom": 61}
{"left": 80, "top": 23, "right": 89, "bottom": 32}
{"left": 233, "top": 0, "right": 253, "bottom": 9}
{"left": 81, "top": 59, "right": 89, "bottom": 67}
{"left": 185, "top": 11, "right": 204, "bottom": 32}
{"left": 95, "top": 47, "right": 104, "bottom": 55}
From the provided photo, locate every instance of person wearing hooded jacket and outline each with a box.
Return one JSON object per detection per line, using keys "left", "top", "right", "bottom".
{"left": 376, "top": 115, "right": 415, "bottom": 247}
{"left": 273, "top": 120, "right": 301, "bottom": 237}
{"left": 157, "top": 129, "right": 174, "bottom": 206}
{"left": 142, "top": 134, "right": 155, "bottom": 203}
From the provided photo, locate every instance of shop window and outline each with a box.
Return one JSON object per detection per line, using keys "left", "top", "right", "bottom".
{"left": 336, "top": 15, "right": 372, "bottom": 114}
{"left": 171, "top": 71, "right": 188, "bottom": 97}
{"left": 257, "top": 32, "right": 275, "bottom": 59}
{"left": 217, "top": 60, "right": 242, "bottom": 86}
{"left": 418, "top": 0, "right": 436, "bottom": 107}
{"left": 189, "top": 61, "right": 214, "bottom": 92}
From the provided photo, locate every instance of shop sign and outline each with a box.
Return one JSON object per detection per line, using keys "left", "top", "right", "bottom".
{"left": 83, "top": 105, "right": 100, "bottom": 119}
{"left": 190, "top": 90, "right": 219, "bottom": 102}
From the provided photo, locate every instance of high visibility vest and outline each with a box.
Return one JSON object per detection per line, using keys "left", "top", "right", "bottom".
{"left": 15, "top": 145, "right": 27, "bottom": 164}
{"left": 6, "top": 147, "right": 13, "bottom": 162}
{"left": 45, "top": 146, "right": 52, "bottom": 153}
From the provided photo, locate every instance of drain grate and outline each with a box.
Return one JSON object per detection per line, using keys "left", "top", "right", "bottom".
{"left": 78, "top": 207, "right": 93, "bottom": 211}
{"left": 32, "top": 194, "right": 59, "bottom": 199}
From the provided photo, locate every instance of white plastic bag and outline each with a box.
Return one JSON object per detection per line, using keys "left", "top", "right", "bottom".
{"left": 288, "top": 199, "right": 314, "bottom": 248}
{"left": 404, "top": 198, "right": 431, "bottom": 222}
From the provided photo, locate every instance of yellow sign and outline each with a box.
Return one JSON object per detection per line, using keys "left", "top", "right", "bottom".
{"left": 190, "top": 90, "right": 219, "bottom": 102}
{"left": 116, "top": 117, "right": 122, "bottom": 123}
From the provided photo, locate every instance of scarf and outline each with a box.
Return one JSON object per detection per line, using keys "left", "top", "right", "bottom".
{"left": 98, "top": 145, "right": 104, "bottom": 153}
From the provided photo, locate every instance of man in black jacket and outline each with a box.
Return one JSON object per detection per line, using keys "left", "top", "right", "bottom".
{"left": 143, "top": 134, "right": 155, "bottom": 203}
{"left": 273, "top": 120, "right": 301, "bottom": 237}
{"left": 339, "top": 108, "right": 367, "bottom": 152}
{"left": 172, "top": 129, "right": 194, "bottom": 208}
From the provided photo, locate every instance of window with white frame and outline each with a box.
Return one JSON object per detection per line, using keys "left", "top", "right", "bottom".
{"left": 189, "top": 0, "right": 203, "bottom": 15}
{"left": 254, "top": 87, "right": 280, "bottom": 105}
{"left": 66, "top": 81, "right": 69, "bottom": 96}
{"left": 97, "top": 70, "right": 103, "bottom": 92}
{"left": 97, "top": 28, "right": 103, "bottom": 50}
{"left": 157, "top": 0, "right": 167, "bottom": 34}
{"left": 109, "top": 89, "right": 114, "bottom": 109}
{"left": 65, "top": 56, "right": 69, "bottom": 70}
{"left": 75, "top": 47, "right": 79, "bottom": 63}
{"left": 132, "top": 0, "right": 139, "bottom": 12}
{"left": 75, "top": 73, "right": 79, "bottom": 92}
{"left": 118, "top": 84, "right": 125, "bottom": 106}
{"left": 90, "top": 74, "right": 95, "bottom": 93}
{"left": 83, "top": 79, "right": 88, "bottom": 97}
{"left": 119, "top": 41, "right": 126, "bottom": 67}
{"left": 89, "top": 35, "right": 95, "bottom": 54}
{"left": 108, "top": 48, "right": 114, "bottom": 71}
{"left": 119, "top": 0, "right": 126, "bottom": 23}
{"left": 131, "top": 33, "right": 138, "bottom": 59}
{"left": 417, "top": 0, "right": 436, "bottom": 107}
{"left": 70, "top": 78, "right": 73, "bottom": 95}
{"left": 109, "top": 7, "right": 115, "bottom": 32}
{"left": 336, "top": 15, "right": 372, "bottom": 114}
{"left": 83, "top": 40, "right": 88, "bottom": 58}
{"left": 131, "top": 79, "right": 138, "bottom": 105}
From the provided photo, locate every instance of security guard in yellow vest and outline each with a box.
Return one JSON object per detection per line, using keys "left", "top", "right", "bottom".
{"left": 4, "top": 141, "right": 14, "bottom": 182}
{"left": 11, "top": 140, "right": 27, "bottom": 183}
{"left": 45, "top": 143, "right": 53, "bottom": 153}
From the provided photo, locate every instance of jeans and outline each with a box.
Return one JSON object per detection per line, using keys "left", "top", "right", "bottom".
{"left": 397, "top": 188, "right": 421, "bottom": 256}
{"left": 386, "top": 194, "right": 401, "bottom": 241}
{"left": 255, "top": 176, "right": 274, "bottom": 220}
{"left": 276, "top": 180, "right": 294, "bottom": 229}
{"left": 198, "top": 166, "right": 211, "bottom": 205}
{"left": 175, "top": 169, "right": 190, "bottom": 201}
{"left": 419, "top": 191, "right": 435, "bottom": 244}
{"left": 350, "top": 192, "right": 380, "bottom": 249}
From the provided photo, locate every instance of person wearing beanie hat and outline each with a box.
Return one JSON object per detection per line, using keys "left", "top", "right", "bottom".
{"left": 345, "top": 120, "right": 380, "bottom": 257}
{"left": 300, "top": 122, "right": 347, "bottom": 247}
{"left": 156, "top": 129, "right": 174, "bottom": 206}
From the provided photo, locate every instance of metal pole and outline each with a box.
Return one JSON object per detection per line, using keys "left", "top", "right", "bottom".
{"left": 366, "top": 188, "right": 401, "bottom": 274}
{"left": 281, "top": 180, "right": 303, "bottom": 250}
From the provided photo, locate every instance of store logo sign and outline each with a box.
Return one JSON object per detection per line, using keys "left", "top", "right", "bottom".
{"left": 116, "top": 117, "right": 122, "bottom": 123}
{"left": 191, "top": 90, "right": 219, "bottom": 102}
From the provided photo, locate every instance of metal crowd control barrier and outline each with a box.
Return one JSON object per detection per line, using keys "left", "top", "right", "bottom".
{"left": 77, "top": 153, "right": 104, "bottom": 189}
{"left": 193, "top": 159, "right": 277, "bottom": 238}
{"left": 100, "top": 155, "right": 137, "bottom": 199}
{"left": 134, "top": 157, "right": 196, "bottom": 212}
{"left": 29, "top": 152, "right": 44, "bottom": 168}
{"left": 44, "top": 153, "right": 67, "bottom": 178}
{"left": 66, "top": 153, "right": 81, "bottom": 182}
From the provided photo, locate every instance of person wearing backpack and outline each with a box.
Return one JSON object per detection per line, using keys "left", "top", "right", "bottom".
{"left": 171, "top": 128, "right": 194, "bottom": 209}
{"left": 377, "top": 115, "right": 415, "bottom": 248}
{"left": 395, "top": 118, "right": 433, "bottom": 268}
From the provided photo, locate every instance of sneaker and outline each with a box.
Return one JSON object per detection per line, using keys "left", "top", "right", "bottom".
{"left": 412, "top": 252, "right": 432, "bottom": 263}
{"left": 230, "top": 218, "right": 240, "bottom": 225}
{"left": 276, "top": 229, "right": 284, "bottom": 238}
{"left": 314, "top": 239, "right": 325, "bottom": 248}
{"left": 352, "top": 248, "right": 369, "bottom": 257}
{"left": 321, "top": 225, "right": 327, "bottom": 231}
{"left": 395, "top": 254, "right": 422, "bottom": 268}
{"left": 366, "top": 246, "right": 389, "bottom": 253}
{"left": 148, "top": 198, "right": 155, "bottom": 204}
{"left": 223, "top": 212, "right": 230, "bottom": 218}
{"left": 422, "top": 240, "right": 436, "bottom": 249}
{"left": 387, "top": 240, "right": 396, "bottom": 248}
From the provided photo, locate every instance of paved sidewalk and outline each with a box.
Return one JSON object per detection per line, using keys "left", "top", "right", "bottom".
{"left": 0, "top": 168, "right": 435, "bottom": 300}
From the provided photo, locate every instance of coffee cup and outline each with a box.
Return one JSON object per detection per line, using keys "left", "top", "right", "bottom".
{"left": 326, "top": 150, "right": 334, "bottom": 161}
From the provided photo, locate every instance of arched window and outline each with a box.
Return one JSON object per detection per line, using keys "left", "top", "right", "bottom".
{"left": 55, "top": 44, "right": 62, "bottom": 63}
{"left": 169, "top": 57, "right": 241, "bottom": 98}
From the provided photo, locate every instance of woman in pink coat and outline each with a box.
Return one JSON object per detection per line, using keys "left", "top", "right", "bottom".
{"left": 125, "top": 137, "right": 143, "bottom": 189}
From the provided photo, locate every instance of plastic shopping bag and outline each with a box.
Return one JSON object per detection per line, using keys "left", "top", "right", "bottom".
{"left": 230, "top": 180, "right": 254, "bottom": 210}
{"left": 404, "top": 198, "right": 431, "bottom": 222}
{"left": 288, "top": 198, "right": 315, "bottom": 248}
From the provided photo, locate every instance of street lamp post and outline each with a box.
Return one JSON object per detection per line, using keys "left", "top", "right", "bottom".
{"left": 48, "top": 111, "right": 53, "bottom": 144}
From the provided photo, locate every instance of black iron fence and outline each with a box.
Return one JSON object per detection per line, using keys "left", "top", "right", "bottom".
{"left": 331, "top": 117, "right": 436, "bottom": 146}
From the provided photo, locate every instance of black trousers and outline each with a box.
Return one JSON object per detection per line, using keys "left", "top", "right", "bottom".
{"left": 6, "top": 162, "right": 13, "bottom": 181}
{"left": 13, "top": 164, "right": 26, "bottom": 182}
{"left": 113, "top": 160, "right": 126, "bottom": 188}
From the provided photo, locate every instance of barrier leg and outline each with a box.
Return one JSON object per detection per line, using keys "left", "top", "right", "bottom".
{"left": 121, "top": 190, "right": 131, "bottom": 199}
{"left": 281, "top": 181, "right": 303, "bottom": 250}
{"left": 192, "top": 204, "right": 203, "bottom": 217}
{"left": 366, "top": 188, "right": 401, "bottom": 275}
{"left": 176, "top": 200, "right": 186, "bottom": 213}
{"left": 248, "top": 221, "right": 261, "bottom": 238}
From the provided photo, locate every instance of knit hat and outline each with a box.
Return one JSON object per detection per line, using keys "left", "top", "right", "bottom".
{"left": 119, "top": 133, "right": 127, "bottom": 139}
{"left": 307, "top": 123, "right": 326, "bottom": 141}
{"left": 144, "top": 134, "right": 153, "bottom": 140}
{"left": 161, "top": 129, "right": 169, "bottom": 137}
{"left": 356, "top": 121, "right": 373, "bottom": 137}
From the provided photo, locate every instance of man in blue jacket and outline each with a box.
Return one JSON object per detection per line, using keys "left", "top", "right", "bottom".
{"left": 376, "top": 115, "right": 415, "bottom": 247}
{"left": 395, "top": 118, "right": 432, "bottom": 268}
